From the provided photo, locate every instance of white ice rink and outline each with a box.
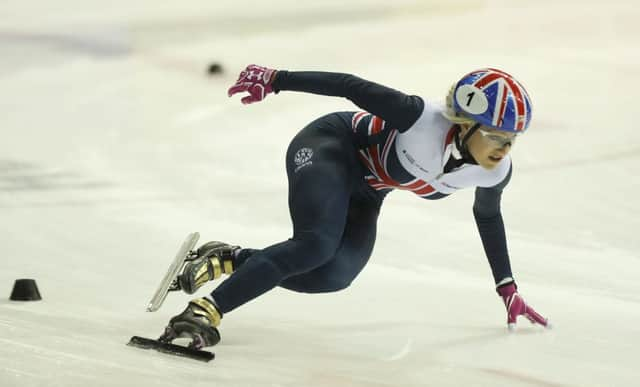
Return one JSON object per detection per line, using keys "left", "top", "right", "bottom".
{"left": 1, "top": 1, "right": 639, "bottom": 386}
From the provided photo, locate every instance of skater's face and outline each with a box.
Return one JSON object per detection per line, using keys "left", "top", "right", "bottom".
{"left": 460, "top": 124, "right": 516, "bottom": 170}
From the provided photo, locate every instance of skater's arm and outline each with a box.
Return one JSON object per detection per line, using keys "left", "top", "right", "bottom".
{"left": 472, "top": 165, "right": 513, "bottom": 286}
{"left": 272, "top": 71, "right": 424, "bottom": 132}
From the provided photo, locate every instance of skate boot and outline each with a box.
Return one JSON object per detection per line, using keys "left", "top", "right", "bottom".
{"left": 177, "top": 241, "right": 240, "bottom": 294}
{"left": 159, "top": 297, "right": 222, "bottom": 349}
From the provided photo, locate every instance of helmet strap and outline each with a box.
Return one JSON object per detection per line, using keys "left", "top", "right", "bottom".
{"left": 454, "top": 123, "right": 481, "bottom": 165}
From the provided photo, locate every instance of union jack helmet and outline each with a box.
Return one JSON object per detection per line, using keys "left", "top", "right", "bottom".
{"left": 452, "top": 68, "right": 533, "bottom": 133}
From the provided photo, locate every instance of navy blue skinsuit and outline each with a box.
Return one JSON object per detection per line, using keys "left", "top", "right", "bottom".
{"left": 211, "top": 71, "right": 513, "bottom": 314}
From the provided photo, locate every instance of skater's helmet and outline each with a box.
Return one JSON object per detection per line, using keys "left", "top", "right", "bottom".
{"left": 447, "top": 68, "right": 533, "bottom": 133}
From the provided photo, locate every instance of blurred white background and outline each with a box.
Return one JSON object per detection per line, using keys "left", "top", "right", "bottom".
{"left": 1, "top": 1, "right": 638, "bottom": 386}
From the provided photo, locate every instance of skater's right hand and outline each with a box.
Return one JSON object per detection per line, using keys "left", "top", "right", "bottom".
{"left": 497, "top": 282, "right": 551, "bottom": 331}
{"left": 228, "top": 64, "right": 278, "bottom": 105}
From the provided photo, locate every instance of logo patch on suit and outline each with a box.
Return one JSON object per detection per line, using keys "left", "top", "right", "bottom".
{"left": 294, "top": 147, "right": 313, "bottom": 172}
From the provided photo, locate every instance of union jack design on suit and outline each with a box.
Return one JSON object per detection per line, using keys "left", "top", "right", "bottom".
{"left": 351, "top": 112, "right": 446, "bottom": 198}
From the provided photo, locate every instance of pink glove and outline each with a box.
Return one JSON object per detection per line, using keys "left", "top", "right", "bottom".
{"left": 497, "top": 283, "right": 550, "bottom": 331}
{"left": 227, "top": 64, "right": 277, "bottom": 105}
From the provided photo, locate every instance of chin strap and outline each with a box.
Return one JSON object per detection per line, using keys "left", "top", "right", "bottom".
{"left": 455, "top": 123, "right": 481, "bottom": 165}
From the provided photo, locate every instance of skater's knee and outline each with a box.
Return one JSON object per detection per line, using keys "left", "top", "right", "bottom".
{"left": 297, "top": 231, "right": 341, "bottom": 261}
{"left": 279, "top": 275, "right": 352, "bottom": 293}
{"left": 321, "top": 276, "right": 352, "bottom": 292}
{"left": 274, "top": 231, "right": 341, "bottom": 274}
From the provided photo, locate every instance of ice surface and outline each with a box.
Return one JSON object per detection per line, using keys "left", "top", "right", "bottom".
{"left": 1, "top": 1, "right": 639, "bottom": 386}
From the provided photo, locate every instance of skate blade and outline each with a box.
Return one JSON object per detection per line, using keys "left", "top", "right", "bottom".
{"left": 127, "top": 336, "right": 214, "bottom": 362}
{"left": 146, "top": 232, "right": 200, "bottom": 312}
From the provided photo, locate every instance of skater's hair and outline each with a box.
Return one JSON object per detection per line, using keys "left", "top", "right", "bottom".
{"left": 442, "top": 84, "right": 477, "bottom": 126}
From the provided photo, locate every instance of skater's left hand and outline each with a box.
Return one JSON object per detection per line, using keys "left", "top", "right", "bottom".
{"left": 228, "top": 64, "right": 277, "bottom": 105}
{"left": 497, "top": 282, "right": 550, "bottom": 331}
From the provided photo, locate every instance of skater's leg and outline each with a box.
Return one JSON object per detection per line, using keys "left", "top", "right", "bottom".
{"left": 211, "top": 127, "right": 358, "bottom": 314}
{"left": 234, "top": 248, "right": 259, "bottom": 267}
{"left": 280, "top": 197, "right": 380, "bottom": 293}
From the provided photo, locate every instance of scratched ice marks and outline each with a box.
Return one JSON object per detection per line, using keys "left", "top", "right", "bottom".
{"left": 0, "top": 159, "right": 111, "bottom": 192}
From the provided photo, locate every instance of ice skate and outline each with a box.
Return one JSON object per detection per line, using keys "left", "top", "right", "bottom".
{"left": 146, "top": 232, "right": 200, "bottom": 312}
{"left": 177, "top": 241, "right": 241, "bottom": 294}
{"left": 159, "top": 297, "right": 222, "bottom": 349}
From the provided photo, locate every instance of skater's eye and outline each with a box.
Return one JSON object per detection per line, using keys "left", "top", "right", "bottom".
{"left": 478, "top": 129, "right": 516, "bottom": 147}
